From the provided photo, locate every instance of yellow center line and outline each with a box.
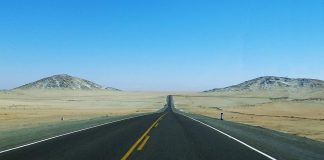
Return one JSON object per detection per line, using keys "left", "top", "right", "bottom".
{"left": 154, "top": 123, "right": 159, "bottom": 128}
{"left": 120, "top": 113, "right": 167, "bottom": 160}
{"left": 137, "top": 135, "right": 150, "bottom": 151}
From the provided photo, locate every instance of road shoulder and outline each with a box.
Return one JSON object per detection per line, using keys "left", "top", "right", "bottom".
{"left": 173, "top": 108, "right": 324, "bottom": 160}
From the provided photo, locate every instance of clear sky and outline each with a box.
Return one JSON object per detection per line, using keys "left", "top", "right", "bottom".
{"left": 0, "top": 0, "right": 324, "bottom": 91}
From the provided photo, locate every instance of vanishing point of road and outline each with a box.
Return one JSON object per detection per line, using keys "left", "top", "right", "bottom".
{"left": 0, "top": 95, "right": 273, "bottom": 160}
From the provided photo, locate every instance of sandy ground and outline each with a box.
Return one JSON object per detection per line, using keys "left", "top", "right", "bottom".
{"left": 1, "top": 89, "right": 323, "bottom": 148}
{"left": 173, "top": 91, "right": 324, "bottom": 142}
{"left": 0, "top": 89, "right": 171, "bottom": 150}
{"left": 0, "top": 89, "right": 167, "bottom": 132}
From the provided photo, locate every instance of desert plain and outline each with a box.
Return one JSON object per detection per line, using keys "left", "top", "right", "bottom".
{"left": 1, "top": 88, "right": 324, "bottom": 151}
{"left": 173, "top": 89, "right": 324, "bottom": 142}
{"left": 0, "top": 89, "right": 166, "bottom": 150}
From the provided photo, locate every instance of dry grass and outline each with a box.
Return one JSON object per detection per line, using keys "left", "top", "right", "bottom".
{"left": 173, "top": 91, "right": 324, "bottom": 142}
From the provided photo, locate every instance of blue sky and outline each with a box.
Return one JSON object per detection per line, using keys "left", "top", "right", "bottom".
{"left": 0, "top": 0, "right": 324, "bottom": 91}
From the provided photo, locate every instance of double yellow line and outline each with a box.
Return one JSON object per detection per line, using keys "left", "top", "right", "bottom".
{"left": 121, "top": 113, "right": 166, "bottom": 160}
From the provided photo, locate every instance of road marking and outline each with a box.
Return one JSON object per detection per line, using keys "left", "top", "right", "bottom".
{"left": 0, "top": 113, "right": 153, "bottom": 154}
{"left": 137, "top": 135, "right": 150, "bottom": 151}
{"left": 180, "top": 113, "right": 277, "bottom": 160}
{"left": 121, "top": 113, "right": 166, "bottom": 160}
{"left": 154, "top": 123, "right": 159, "bottom": 128}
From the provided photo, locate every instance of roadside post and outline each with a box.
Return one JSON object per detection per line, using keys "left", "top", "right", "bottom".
{"left": 220, "top": 113, "right": 223, "bottom": 120}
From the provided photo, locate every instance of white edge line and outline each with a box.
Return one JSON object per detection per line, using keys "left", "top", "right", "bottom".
{"left": 0, "top": 113, "right": 151, "bottom": 154}
{"left": 179, "top": 113, "right": 277, "bottom": 160}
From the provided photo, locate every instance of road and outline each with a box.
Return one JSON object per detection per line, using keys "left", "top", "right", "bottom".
{"left": 0, "top": 95, "right": 272, "bottom": 160}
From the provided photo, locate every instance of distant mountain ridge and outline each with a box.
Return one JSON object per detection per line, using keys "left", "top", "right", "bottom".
{"left": 204, "top": 76, "right": 324, "bottom": 92}
{"left": 14, "top": 74, "right": 120, "bottom": 91}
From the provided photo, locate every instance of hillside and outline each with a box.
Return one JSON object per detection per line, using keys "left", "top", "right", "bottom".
{"left": 204, "top": 76, "right": 324, "bottom": 92}
{"left": 14, "top": 74, "right": 119, "bottom": 90}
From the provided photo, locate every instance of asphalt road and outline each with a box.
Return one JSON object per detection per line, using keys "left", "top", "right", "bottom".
{"left": 0, "top": 95, "right": 272, "bottom": 160}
